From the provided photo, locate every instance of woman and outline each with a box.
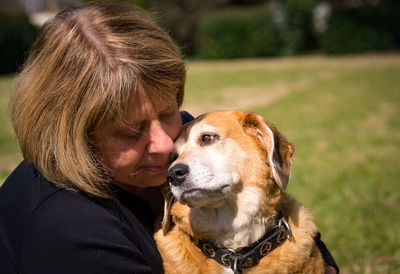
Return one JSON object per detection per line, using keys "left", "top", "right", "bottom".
{"left": 0, "top": 1, "right": 337, "bottom": 273}
{"left": 1, "top": 2, "right": 187, "bottom": 273}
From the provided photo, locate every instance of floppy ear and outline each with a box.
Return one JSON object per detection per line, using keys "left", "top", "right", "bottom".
{"left": 160, "top": 183, "right": 175, "bottom": 235}
{"left": 241, "top": 112, "right": 295, "bottom": 191}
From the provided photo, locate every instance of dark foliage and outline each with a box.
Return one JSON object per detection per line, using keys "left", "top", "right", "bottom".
{"left": 320, "top": 3, "right": 400, "bottom": 54}
{"left": 0, "top": 11, "right": 38, "bottom": 74}
{"left": 0, "top": 11, "right": 37, "bottom": 74}
{"left": 279, "top": 0, "right": 319, "bottom": 55}
{"left": 197, "top": 7, "right": 282, "bottom": 59}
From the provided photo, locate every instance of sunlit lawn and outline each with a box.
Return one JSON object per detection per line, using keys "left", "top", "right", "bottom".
{"left": 0, "top": 75, "right": 20, "bottom": 182}
{"left": 1, "top": 53, "right": 400, "bottom": 273}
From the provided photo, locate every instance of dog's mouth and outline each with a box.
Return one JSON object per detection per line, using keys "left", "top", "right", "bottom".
{"left": 178, "top": 184, "right": 231, "bottom": 207}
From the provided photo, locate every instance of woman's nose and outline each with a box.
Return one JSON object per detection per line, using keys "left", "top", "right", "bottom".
{"left": 146, "top": 120, "right": 174, "bottom": 154}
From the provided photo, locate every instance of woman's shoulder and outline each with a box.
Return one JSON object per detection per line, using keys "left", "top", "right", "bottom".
{"left": 180, "top": 110, "right": 194, "bottom": 125}
{"left": 1, "top": 162, "right": 125, "bottom": 252}
{"left": 1, "top": 161, "right": 117, "bottom": 224}
{"left": 1, "top": 161, "right": 63, "bottom": 228}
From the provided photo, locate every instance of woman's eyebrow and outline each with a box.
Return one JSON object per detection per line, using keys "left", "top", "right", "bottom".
{"left": 113, "top": 120, "right": 143, "bottom": 132}
{"left": 123, "top": 122, "right": 145, "bottom": 131}
{"left": 158, "top": 105, "right": 177, "bottom": 114}
{"left": 115, "top": 105, "right": 176, "bottom": 131}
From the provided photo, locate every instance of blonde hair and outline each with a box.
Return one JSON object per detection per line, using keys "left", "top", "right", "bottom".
{"left": 10, "top": 1, "right": 186, "bottom": 198}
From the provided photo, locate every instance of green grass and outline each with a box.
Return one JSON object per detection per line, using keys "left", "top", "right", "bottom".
{"left": 182, "top": 54, "right": 400, "bottom": 273}
{"left": 0, "top": 75, "right": 20, "bottom": 181}
{"left": 1, "top": 53, "right": 400, "bottom": 273}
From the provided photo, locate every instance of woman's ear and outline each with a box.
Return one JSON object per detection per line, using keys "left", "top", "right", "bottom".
{"left": 241, "top": 112, "right": 295, "bottom": 191}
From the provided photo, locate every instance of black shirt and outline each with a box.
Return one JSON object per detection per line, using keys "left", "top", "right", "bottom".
{"left": 0, "top": 161, "right": 163, "bottom": 274}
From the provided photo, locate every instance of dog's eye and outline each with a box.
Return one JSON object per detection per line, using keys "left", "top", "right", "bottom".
{"left": 200, "top": 134, "right": 218, "bottom": 145}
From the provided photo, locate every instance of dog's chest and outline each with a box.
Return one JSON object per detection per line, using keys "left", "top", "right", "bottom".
{"left": 221, "top": 267, "right": 234, "bottom": 274}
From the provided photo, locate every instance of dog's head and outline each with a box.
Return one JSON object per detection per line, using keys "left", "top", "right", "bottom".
{"left": 166, "top": 110, "right": 295, "bottom": 210}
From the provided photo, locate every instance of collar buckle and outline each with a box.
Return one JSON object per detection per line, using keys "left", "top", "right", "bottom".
{"left": 278, "top": 215, "right": 293, "bottom": 241}
{"left": 233, "top": 255, "right": 241, "bottom": 274}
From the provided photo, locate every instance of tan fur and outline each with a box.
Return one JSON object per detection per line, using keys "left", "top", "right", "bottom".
{"left": 155, "top": 110, "right": 324, "bottom": 273}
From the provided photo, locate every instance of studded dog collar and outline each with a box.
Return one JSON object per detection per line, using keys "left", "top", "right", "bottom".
{"left": 194, "top": 213, "right": 292, "bottom": 274}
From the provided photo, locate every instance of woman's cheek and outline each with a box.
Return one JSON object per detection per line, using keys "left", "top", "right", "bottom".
{"left": 105, "top": 138, "right": 145, "bottom": 173}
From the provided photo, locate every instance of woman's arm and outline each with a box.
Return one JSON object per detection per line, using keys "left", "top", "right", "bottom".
{"left": 315, "top": 232, "right": 339, "bottom": 273}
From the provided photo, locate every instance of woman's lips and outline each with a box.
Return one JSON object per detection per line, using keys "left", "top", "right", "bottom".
{"left": 141, "top": 162, "right": 169, "bottom": 174}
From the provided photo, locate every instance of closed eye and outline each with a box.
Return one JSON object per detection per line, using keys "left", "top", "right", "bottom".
{"left": 159, "top": 108, "right": 178, "bottom": 121}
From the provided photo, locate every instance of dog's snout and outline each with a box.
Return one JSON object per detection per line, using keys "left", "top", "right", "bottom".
{"left": 167, "top": 164, "right": 189, "bottom": 186}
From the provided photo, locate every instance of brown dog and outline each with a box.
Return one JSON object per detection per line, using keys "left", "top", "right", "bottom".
{"left": 154, "top": 110, "right": 325, "bottom": 273}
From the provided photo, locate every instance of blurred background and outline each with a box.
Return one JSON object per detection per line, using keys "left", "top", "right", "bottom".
{"left": 1, "top": 0, "right": 400, "bottom": 68}
{"left": 1, "top": 0, "right": 400, "bottom": 273}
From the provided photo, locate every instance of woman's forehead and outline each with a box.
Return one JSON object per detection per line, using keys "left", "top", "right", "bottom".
{"left": 116, "top": 91, "right": 175, "bottom": 126}
{"left": 131, "top": 97, "right": 174, "bottom": 120}
{"left": 97, "top": 84, "right": 178, "bottom": 132}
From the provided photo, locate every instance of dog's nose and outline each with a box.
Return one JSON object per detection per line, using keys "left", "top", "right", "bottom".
{"left": 167, "top": 163, "right": 189, "bottom": 186}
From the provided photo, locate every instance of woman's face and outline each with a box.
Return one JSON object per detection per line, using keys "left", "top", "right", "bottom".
{"left": 92, "top": 87, "right": 182, "bottom": 193}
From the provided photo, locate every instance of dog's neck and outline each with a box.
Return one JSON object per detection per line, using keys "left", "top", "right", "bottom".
{"left": 192, "top": 204, "right": 279, "bottom": 250}
{"left": 172, "top": 186, "right": 283, "bottom": 250}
